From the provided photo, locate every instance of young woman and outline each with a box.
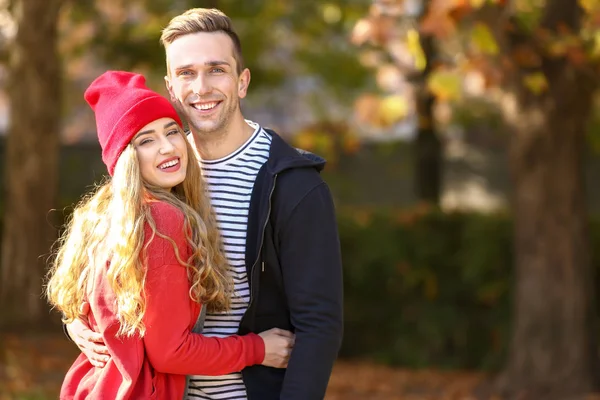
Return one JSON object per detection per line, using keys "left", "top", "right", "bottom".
{"left": 46, "top": 71, "right": 293, "bottom": 399}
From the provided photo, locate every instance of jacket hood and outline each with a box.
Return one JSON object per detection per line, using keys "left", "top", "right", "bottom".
{"left": 265, "top": 129, "right": 326, "bottom": 175}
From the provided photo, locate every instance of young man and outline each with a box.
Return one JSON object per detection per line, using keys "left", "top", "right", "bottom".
{"left": 66, "top": 8, "right": 343, "bottom": 400}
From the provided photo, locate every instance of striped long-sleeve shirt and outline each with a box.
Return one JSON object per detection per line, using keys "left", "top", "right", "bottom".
{"left": 187, "top": 121, "right": 272, "bottom": 400}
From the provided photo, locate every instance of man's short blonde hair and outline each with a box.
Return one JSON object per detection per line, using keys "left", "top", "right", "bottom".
{"left": 160, "top": 8, "right": 244, "bottom": 75}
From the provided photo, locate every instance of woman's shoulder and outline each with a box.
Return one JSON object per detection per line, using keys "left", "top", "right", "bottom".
{"left": 144, "top": 200, "right": 190, "bottom": 264}
{"left": 147, "top": 200, "right": 185, "bottom": 235}
{"left": 148, "top": 199, "right": 183, "bottom": 217}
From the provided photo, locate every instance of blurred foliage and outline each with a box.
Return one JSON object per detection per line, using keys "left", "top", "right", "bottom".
{"left": 338, "top": 207, "right": 513, "bottom": 370}
{"left": 339, "top": 206, "right": 600, "bottom": 370}
{"left": 586, "top": 95, "right": 600, "bottom": 153}
{"left": 60, "top": 0, "right": 371, "bottom": 100}
{"left": 291, "top": 120, "right": 362, "bottom": 167}
{"left": 350, "top": 0, "right": 600, "bottom": 130}
{"left": 450, "top": 96, "right": 505, "bottom": 132}
{"left": 427, "top": 69, "right": 462, "bottom": 101}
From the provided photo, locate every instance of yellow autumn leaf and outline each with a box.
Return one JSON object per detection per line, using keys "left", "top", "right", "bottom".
{"left": 591, "top": 31, "right": 600, "bottom": 58}
{"left": 470, "top": 0, "right": 487, "bottom": 8}
{"left": 514, "top": 0, "right": 545, "bottom": 12}
{"left": 314, "top": 132, "right": 334, "bottom": 154}
{"left": 427, "top": 70, "right": 462, "bottom": 101}
{"left": 471, "top": 22, "right": 499, "bottom": 55}
{"left": 321, "top": 3, "right": 342, "bottom": 24}
{"left": 406, "top": 29, "right": 426, "bottom": 71}
{"left": 294, "top": 131, "right": 316, "bottom": 151}
{"left": 378, "top": 95, "right": 410, "bottom": 126}
{"left": 522, "top": 72, "right": 548, "bottom": 94}
{"left": 579, "top": 0, "right": 600, "bottom": 13}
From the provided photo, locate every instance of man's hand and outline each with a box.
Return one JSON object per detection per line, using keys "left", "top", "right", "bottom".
{"left": 66, "top": 302, "right": 110, "bottom": 368}
{"left": 258, "top": 328, "right": 295, "bottom": 368}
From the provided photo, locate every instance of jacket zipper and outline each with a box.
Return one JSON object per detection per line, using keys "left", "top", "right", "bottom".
{"left": 247, "top": 174, "right": 278, "bottom": 310}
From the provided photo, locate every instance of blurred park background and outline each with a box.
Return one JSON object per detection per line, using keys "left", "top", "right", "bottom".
{"left": 2, "top": 0, "right": 600, "bottom": 398}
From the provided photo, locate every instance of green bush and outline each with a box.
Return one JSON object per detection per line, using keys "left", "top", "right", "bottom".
{"left": 339, "top": 209, "right": 600, "bottom": 371}
{"left": 338, "top": 208, "right": 514, "bottom": 370}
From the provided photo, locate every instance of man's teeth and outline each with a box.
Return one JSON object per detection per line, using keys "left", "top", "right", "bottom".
{"left": 159, "top": 159, "right": 179, "bottom": 169}
{"left": 195, "top": 102, "right": 218, "bottom": 110}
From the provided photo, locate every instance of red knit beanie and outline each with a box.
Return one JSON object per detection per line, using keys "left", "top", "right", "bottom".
{"left": 84, "top": 70, "right": 183, "bottom": 175}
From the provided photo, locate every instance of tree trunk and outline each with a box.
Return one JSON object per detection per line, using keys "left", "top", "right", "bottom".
{"left": 414, "top": 80, "right": 441, "bottom": 204}
{"left": 414, "top": 7, "right": 442, "bottom": 205}
{"left": 497, "top": 1, "right": 600, "bottom": 397}
{"left": 0, "top": 0, "right": 64, "bottom": 330}
{"left": 499, "top": 58, "right": 599, "bottom": 400}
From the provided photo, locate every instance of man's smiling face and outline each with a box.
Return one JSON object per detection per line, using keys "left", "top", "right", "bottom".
{"left": 164, "top": 31, "right": 250, "bottom": 138}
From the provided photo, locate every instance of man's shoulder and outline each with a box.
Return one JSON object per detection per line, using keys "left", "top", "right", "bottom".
{"left": 277, "top": 163, "right": 324, "bottom": 185}
{"left": 271, "top": 167, "right": 328, "bottom": 220}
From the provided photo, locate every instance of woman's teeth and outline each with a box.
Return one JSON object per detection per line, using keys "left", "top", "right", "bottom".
{"left": 159, "top": 159, "right": 179, "bottom": 169}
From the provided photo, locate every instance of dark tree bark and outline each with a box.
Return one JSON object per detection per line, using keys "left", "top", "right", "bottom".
{"left": 0, "top": 0, "right": 64, "bottom": 330}
{"left": 499, "top": 1, "right": 600, "bottom": 397}
{"left": 414, "top": 3, "right": 442, "bottom": 205}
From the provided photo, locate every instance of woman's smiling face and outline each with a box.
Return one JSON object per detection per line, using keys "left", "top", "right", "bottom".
{"left": 132, "top": 117, "right": 188, "bottom": 190}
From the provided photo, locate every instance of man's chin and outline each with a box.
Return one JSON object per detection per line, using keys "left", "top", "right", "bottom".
{"left": 189, "top": 120, "right": 224, "bottom": 136}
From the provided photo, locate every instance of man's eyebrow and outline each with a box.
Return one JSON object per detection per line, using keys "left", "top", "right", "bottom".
{"left": 174, "top": 61, "right": 231, "bottom": 71}
{"left": 174, "top": 64, "right": 194, "bottom": 71}
{"left": 206, "top": 60, "right": 230, "bottom": 67}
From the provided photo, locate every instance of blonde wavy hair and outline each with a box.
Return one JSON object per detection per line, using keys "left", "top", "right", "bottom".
{"left": 46, "top": 131, "right": 232, "bottom": 337}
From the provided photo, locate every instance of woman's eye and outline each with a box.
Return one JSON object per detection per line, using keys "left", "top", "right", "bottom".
{"left": 139, "top": 139, "right": 152, "bottom": 146}
{"left": 167, "top": 129, "right": 179, "bottom": 136}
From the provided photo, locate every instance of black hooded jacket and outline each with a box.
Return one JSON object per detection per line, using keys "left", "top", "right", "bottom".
{"left": 239, "top": 130, "right": 344, "bottom": 400}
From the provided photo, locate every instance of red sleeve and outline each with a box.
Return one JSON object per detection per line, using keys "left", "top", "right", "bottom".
{"left": 141, "top": 202, "right": 265, "bottom": 375}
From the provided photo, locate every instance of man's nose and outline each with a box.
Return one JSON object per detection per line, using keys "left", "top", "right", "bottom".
{"left": 191, "top": 75, "right": 211, "bottom": 96}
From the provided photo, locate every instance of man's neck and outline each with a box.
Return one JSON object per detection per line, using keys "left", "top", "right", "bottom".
{"left": 192, "top": 117, "right": 255, "bottom": 161}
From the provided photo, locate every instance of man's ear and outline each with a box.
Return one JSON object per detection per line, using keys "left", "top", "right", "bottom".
{"left": 238, "top": 68, "right": 251, "bottom": 99}
{"left": 164, "top": 75, "right": 176, "bottom": 102}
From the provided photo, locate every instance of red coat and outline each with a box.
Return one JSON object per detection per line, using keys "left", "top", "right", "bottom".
{"left": 60, "top": 201, "right": 264, "bottom": 399}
